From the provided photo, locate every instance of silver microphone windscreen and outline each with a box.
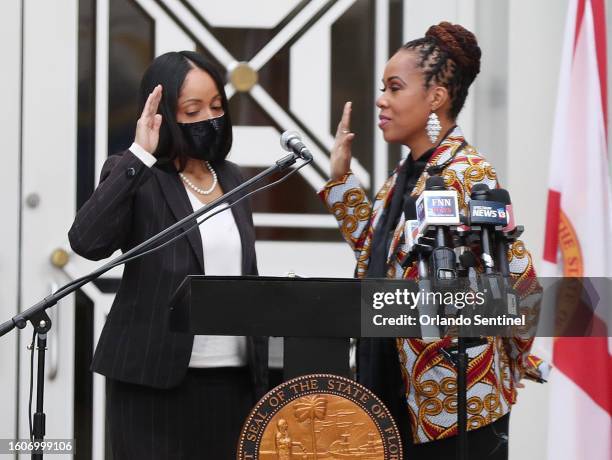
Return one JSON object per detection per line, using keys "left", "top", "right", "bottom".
{"left": 280, "top": 130, "right": 301, "bottom": 152}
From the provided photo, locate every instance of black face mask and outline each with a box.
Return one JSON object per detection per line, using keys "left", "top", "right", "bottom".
{"left": 178, "top": 114, "right": 226, "bottom": 161}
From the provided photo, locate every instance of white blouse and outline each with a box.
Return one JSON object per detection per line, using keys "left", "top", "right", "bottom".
{"left": 184, "top": 187, "right": 247, "bottom": 368}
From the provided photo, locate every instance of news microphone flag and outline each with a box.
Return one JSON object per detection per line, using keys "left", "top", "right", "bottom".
{"left": 543, "top": 0, "right": 612, "bottom": 458}
{"left": 415, "top": 190, "right": 460, "bottom": 234}
{"left": 467, "top": 200, "right": 509, "bottom": 227}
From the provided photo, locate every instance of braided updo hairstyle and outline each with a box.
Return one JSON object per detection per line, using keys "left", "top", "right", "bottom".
{"left": 403, "top": 22, "right": 481, "bottom": 119}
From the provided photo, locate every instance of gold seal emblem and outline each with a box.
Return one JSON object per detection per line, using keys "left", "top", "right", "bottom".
{"left": 237, "top": 374, "right": 403, "bottom": 460}
{"left": 558, "top": 210, "right": 583, "bottom": 277}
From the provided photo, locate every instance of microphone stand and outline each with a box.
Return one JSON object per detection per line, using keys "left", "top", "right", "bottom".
{"left": 456, "top": 328, "right": 469, "bottom": 460}
{"left": 453, "top": 226, "right": 477, "bottom": 460}
{"left": 0, "top": 150, "right": 309, "bottom": 458}
{"left": 404, "top": 225, "right": 472, "bottom": 460}
{"left": 437, "top": 225, "right": 489, "bottom": 460}
{"left": 435, "top": 224, "right": 468, "bottom": 460}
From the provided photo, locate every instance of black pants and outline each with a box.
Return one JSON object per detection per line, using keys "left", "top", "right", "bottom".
{"left": 106, "top": 367, "right": 254, "bottom": 460}
{"left": 404, "top": 413, "right": 510, "bottom": 460}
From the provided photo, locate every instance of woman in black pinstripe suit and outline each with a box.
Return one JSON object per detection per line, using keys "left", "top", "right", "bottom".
{"left": 69, "top": 51, "right": 268, "bottom": 459}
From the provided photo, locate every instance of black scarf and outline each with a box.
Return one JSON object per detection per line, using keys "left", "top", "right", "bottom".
{"left": 366, "top": 148, "right": 435, "bottom": 278}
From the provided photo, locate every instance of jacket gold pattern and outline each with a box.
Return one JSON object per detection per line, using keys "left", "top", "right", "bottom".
{"left": 319, "top": 127, "right": 542, "bottom": 443}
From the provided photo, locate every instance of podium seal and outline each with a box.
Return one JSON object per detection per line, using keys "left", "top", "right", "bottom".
{"left": 237, "top": 374, "right": 403, "bottom": 459}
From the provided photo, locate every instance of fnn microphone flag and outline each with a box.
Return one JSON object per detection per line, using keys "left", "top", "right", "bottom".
{"left": 415, "top": 190, "right": 460, "bottom": 233}
{"left": 543, "top": 0, "right": 612, "bottom": 458}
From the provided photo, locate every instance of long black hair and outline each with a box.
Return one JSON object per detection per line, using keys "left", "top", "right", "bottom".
{"left": 137, "top": 51, "right": 233, "bottom": 170}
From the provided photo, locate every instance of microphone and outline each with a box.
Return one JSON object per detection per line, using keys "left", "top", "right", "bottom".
{"left": 487, "top": 189, "right": 512, "bottom": 277}
{"left": 467, "top": 185, "right": 519, "bottom": 316}
{"left": 415, "top": 177, "right": 461, "bottom": 234}
{"left": 487, "top": 188, "right": 524, "bottom": 241}
{"left": 488, "top": 188, "right": 515, "bottom": 232}
{"left": 412, "top": 242, "right": 441, "bottom": 342}
{"left": 414, "top": 177, "right": 462, "bottom": 341}
{"left": 467, "top": 185, "right": 508, "bottom": 227}
{"left": 466, "top": 184, "right": 500, "bottom": 273}
{"left": 280, "top": 131, "right": 313, "bottom": 161}
{"left": 485, "top": 188, "right": 521, "bottom": 316}
{"left": 458, "top": 250, "right": 477, "bottom": 273}
{"left": 416, "top": 176, "right": 461, "bottom": 280}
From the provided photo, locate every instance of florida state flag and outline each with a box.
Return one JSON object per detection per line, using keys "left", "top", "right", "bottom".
{"left": 544, "top": 0, "right": 612, "bottom": 458}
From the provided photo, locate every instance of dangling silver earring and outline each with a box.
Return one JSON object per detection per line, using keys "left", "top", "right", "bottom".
{"left": 426, "top": 112, "right": 441, "bottom": 144}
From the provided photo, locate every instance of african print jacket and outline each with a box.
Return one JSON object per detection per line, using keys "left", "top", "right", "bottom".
{"left": 319, "top": 126, "right": 544, "bottom": 444}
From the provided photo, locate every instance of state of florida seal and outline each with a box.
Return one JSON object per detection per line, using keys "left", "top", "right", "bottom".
{"left": 558, "top": 210, "right": 584, "bottom": 277}
{"left": 237, "top": 374, "right": 403, "bottom": 460}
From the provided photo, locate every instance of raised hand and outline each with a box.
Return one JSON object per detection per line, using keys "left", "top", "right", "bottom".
{"left": 135, "top": 85, "right": 163, "bottom": 155}
{"left": 330, "top": 101, "right": 355, "bottom": 180}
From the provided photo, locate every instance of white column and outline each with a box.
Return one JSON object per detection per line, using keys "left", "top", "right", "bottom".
{"left": 95, "top": 0, "right": 109, "bottom": 185}
{"left": 374, "top": 0, "right": 389, "bottom": 191}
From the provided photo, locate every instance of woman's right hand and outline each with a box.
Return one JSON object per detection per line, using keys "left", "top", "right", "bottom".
{"left": 135, "top": 85, "right": 163, "bottom": 155}
{"left": 330, "top": 101, "right": 355, "bottom": 181}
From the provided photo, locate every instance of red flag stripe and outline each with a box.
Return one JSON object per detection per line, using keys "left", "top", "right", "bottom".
{"left": 553, "top": 337, "right": 612, "bottom": 417}
{"left": 590, "top": 0, "right": 608, "bottom": 135}
{"left": 543, "top": 189, "right": 561, "bottom": 263}
{"left": 573, "top": 0, "right": 586, "bottom": 52}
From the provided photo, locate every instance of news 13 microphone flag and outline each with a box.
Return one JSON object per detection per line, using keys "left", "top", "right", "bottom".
{"left": 543, "top": 0, "right": 612, "bottom": 458}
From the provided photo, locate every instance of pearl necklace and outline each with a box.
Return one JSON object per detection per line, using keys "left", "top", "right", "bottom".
{"left": 178, "top": 161, "right": 218, "bottom": 195}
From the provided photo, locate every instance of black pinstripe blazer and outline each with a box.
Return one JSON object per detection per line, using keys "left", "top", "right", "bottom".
{"left": 68, "top": 150, "right": 268, "bottom": 394}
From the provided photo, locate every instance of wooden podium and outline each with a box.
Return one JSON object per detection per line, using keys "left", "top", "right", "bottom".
{"left": 169, "top": 275, "right": 361, "bottom": 379}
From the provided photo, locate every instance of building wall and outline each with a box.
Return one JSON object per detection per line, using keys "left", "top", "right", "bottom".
{"left": 0, "top": 0, "right": 23, "bottom": 445}
{"left": 0, "top": 1, "right": 607, "bottom": 458}
{"left": 506, "top": 2, "right": 569, "bottom": 459}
